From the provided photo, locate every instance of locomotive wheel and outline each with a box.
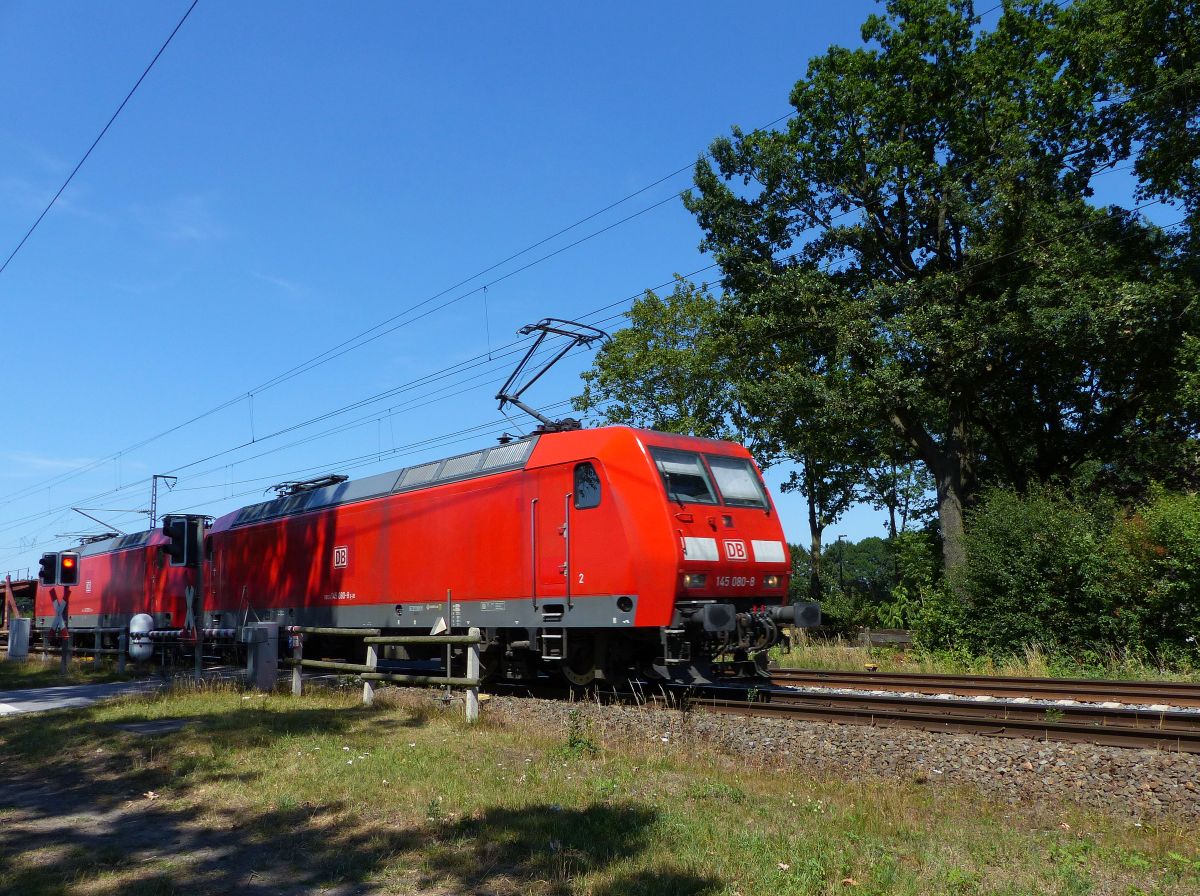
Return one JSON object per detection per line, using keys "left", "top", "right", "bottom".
{"left": 562, "top": 634, "right": 598, "bottom": 686}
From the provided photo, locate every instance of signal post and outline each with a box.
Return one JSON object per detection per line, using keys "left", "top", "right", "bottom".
{"left": 161, "top": 514, "right": 208, "bottom": 680}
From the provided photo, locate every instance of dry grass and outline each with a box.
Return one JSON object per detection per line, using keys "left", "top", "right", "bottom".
{"left": 0, "top": 680, "right": 1197, "bottom": 895}
{"left": 777, "top": 634, "right": 1200, "bottom": 682}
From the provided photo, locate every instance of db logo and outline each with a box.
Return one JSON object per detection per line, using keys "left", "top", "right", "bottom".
{"left": 724, "top": 540, "right": 748, "bottom": 561}
{"left": 333, "top": 546, "right": 349, "bottom": 569}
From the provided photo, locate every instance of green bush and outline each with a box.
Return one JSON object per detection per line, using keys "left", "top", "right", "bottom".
{"left": 914, "top": 485, "right": 1200, "bottom": 665}
{"left": 1099, "top": 488, "right": 1200, "bottom": 659}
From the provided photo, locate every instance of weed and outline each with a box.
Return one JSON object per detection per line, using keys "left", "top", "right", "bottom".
{"left": 561, "top": 708, "right": 599, "bottom": 758}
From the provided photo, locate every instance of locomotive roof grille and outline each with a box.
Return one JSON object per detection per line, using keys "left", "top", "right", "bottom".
{"left": 77, "top": 530, "right": 153, "bottom": 558}
{"left": 231, "top": 436, "right": 539, "bottom": 528}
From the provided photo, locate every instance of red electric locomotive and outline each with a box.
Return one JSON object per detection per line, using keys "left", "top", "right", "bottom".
{"left": 201, "top": 424, "right": 815, "bottom": 682}
{"left": 32, "top": 425, "right": 817, "bottom": 682}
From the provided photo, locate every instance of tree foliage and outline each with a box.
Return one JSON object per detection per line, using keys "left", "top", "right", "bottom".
{"left": 574, "top": 279, "right": 766, "bottom": 454}
{"left": 684, "top": 0, "right": 1200, "bottom": 574}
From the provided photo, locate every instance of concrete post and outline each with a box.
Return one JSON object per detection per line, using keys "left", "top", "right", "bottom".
{"left": 291, "top": 631, "right": 303, "bottom": 696}
{"left": 60, "top": 631, "right": 71, "bottom": 673}
{"left": 363, "top": 643, "right": 377, "bottom": 706}
{"left": 466, "top": 627, "right": 480, "bottom": 723}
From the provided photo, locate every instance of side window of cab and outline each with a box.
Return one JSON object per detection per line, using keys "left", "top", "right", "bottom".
{"left": 574, "top": 462, "right": 601, "bottom": 509}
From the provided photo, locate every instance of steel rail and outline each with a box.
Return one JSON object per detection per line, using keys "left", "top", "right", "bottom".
{"left": 770, "top": 669, "right": 1200, "bottom": 707}
{"left": 681, "top": 688, "right": 1200, "bottom": 753}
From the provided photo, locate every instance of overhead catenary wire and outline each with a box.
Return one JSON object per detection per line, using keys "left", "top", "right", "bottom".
{"left": 3, "top": 196, "right": 1180, "bottom": 549}
{"left": 0, "top": 0, "right": 200, "bottom": 278}
{"left": 0, "top": 108, "right": 800, "bottom": 508}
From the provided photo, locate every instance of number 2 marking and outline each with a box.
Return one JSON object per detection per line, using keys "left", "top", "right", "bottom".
{"left": 578, "top": 572, "right": 585, "bottom": 584}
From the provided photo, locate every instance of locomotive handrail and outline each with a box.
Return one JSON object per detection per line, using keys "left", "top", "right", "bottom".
{"left": 563, "top": 491, "right": 572, "bottom": 610}
{"left": 530, "top": 497, "right": 538, "bottom": 609}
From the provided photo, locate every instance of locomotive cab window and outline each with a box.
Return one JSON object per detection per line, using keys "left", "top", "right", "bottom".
{"left": 574, "top": 462, "right": 601, "bottom": 509}
{"left": 650, "top": 448, "right": 717, "bottom": 505}
{"left": 705, "top": 455, "right": 769, "bottom": 509}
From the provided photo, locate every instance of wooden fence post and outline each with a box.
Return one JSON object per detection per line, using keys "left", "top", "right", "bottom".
{"left": 60, "top": 631, "right": 71, "bottom": 673}
{"left": 94, "top": 629, "right": 101, "bottom": 670}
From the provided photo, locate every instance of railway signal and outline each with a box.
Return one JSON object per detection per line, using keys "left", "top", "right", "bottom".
{"left": 161, "top": 515, "right": 203, "bottom": 568}
{"left": 37, "top": 552, "right": 59, "bottom": 585}
{"left": 59, "top": 552, "right": 80, "bottom": 586}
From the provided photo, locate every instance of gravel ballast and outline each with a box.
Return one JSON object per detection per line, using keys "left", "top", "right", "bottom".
{"left": 486, "top": 693, "right": 1200, "bottom": 822}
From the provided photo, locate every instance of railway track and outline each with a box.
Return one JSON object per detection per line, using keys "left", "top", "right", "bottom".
{"left": 683, "top": 684, "right": 1200, "bottom": 753}
{"left": 769, "top": 668, "right": 1200, "bottom": 708}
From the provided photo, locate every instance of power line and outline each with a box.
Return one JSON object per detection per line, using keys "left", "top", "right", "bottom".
{"left": 0, "top": 0, "right": 200, "bottom": 277}
{"left": 0, "top": 109, "right": 800, "bottom": 507}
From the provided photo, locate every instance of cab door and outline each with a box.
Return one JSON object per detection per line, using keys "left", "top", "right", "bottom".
{"left": 533, "top": 464, "right": 573, "bottom": 598}
{"left": 531, "top": 460, "right": 622, "bottom": 603}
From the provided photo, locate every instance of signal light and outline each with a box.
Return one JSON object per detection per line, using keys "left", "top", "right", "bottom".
{"left": 59, "top": 552, "right": 80, "bottom": 586}
{"left": 38, "top": 552, "right": 60, "bottom": 585}
{"left": 162, "top": 516, "right": 188, "bottom": 566}
{"left": 161, "top": 515, "right": 202, "bottom": 568}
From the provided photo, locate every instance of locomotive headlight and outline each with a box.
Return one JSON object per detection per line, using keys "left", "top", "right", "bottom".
{"left": 683, "top": 573, "right": 707, "bottom": 588}
{"left": 762, "top": 574, "right": 781, "bottom": 588}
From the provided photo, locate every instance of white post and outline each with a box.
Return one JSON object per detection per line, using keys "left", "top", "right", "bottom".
{"left": 466, "top": 627, "right": 480, "bottom": 723}
{"left": 291, "top": 632, "right": 303, "bottom": 696}
{"left": 363, "top": 643, "right": 377, "bottom": 706}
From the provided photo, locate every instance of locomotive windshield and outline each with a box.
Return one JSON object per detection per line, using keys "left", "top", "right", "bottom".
{"left": 650, "top": 448, "right": 717, "bottom": 504}
{"left": 705, "top": 454, "right": 769, "bottom": 508}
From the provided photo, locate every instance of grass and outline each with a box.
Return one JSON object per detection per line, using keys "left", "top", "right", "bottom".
{"left": 0, "top": 680, "right": 1197, "bottom": 895}
{"left": 0, "top": 655, "right": 135, "bottom": 691}
{"left": 776, "top": 635, "right": 1200, "bottom": 683}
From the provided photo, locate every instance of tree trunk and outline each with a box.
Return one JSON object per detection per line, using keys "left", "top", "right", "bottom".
{"left": 886, "top": 460, "right": 899, "bottom": 541}
{"left": 805, "top": 468, "right": 824, "bottom": 602}
{"left": 933, "top": 461, "right": 966, "bottom": 574}
{"left": 890, "top": 407, "right": 971, "bottom": 578}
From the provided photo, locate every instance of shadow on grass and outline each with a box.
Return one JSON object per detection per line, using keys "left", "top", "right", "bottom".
{"left": 0, "top": 700, "right": 722, "bottom": 896}
{"left": 440, "top": 803, "right": 721, "bottom": 895}
{"left": 0, "top": 699, "right": 371, "bottom": 825}
{"left": 0, "top": 795, "right": 720, "bottom": 896}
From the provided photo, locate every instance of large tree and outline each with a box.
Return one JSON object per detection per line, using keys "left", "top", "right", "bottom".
{"left": 684, "top": 0, "right": 1199, "bottom": 574}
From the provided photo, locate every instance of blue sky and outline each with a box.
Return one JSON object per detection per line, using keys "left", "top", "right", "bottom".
{"left": 0, "top": 2, "right": 1168, "bottom": 577}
